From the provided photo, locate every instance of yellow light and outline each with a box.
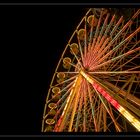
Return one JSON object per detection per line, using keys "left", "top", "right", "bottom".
{"left": 80, "top": 70, "right": 93, "bottom": 84}
{"left": 119, "top": 106, "right": 140, "bottom": 131}
{"left": 61, "top": 76, "right": 79, "bottom": 117}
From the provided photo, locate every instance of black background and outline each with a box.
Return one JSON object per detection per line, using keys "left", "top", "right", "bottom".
{"left": 0, "top": 5, "right": 88, "bottom": 134}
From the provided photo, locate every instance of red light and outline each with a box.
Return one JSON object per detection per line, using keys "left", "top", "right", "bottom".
{"left": 95, "top": 84, "right": 120, "bottom": 110}
{"left": 93, "top": 83, "right": 98, "bottom": 89}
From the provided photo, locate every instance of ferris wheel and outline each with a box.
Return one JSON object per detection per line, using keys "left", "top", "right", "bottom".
{"left": 42, "top": 8, "right": 140, "bottom": 132}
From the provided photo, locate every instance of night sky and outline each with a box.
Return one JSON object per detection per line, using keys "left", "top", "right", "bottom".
{"left": 0, "top": 5, "right": 88, "bottom": 134}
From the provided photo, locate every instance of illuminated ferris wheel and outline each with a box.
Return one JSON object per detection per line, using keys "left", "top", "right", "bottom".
{"left": 42, "top": 8, "right": 140, "bottom": 132}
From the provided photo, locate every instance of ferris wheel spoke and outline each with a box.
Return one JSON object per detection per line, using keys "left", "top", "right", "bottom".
{"left": 96, "top": 14, "right": 114, "bottom": 52}
{"left": 127, "top": 65, "right": 140, "bottom": 71}
{"left": 87, "top": 82, "right": 98, "bottom": 131}
{"left": 84, "top": 16, "right": 88, "bottom": 60}
{"left": 101, "top": 14, "right": 114, "bottom": 33}
{"left": 91, "top": 15, "right": 123, "bottom": 66}
{"left": 100, "top": 79, "right": 140, "bottom": 108}
{"left": 99, "top": 14, "right": 111, "bottom": 41}
{"left": 86, "top": 10, "right": 103, "bottom": 68}
{"left": 92, "top": 10, "right": 103, "bottom": 48}
{"left": 52, "top": 74, "right": 77, "bottom": 87}
{"left": 87, "top": 14, "right": 110, "bottom": 67}
{"left": 90, "top": 12, "right": 140, "bottom": 69}
{"left": 120, "top": 22, "right": 132, "bottom": 40}
{"left": 45, "top": 96, "right": 67, "bottom": 120}
{"left": 88, "top": 15, "right": 95, "bottom": 47}
{"left": 95, "top": 74, "right": 140, "bottom": 102}
{"left": 104, "top": 79, "right": 139, "bottom": 83}
{"left": 104, "top": 109, "right": 123, "bottom": 131}
{"left": 54, "top": 91, "right": 74, "bottom": 122}
{"left": 100, "top": 26, "right": 140, "bottom": 66}
{"left": 64, "top": 59, "right": 80, "bottom": 70}
{"left": 107, "top": 39, "right": 132, "bottom": 71}
{"left": 86, "top": 15, "right": 95, "bottom": 67}
{"left": 56, "top": 86, "right": 73, "bottom": 107}
{"left": 89, "top": 71, "right": 140, "bottom": 74}
{"left": 56, "top": 80, "right": 74, "bottom": 95}
{"left": 88, "top": 12, "right": 103, "bottom": 65}
{"left": 76, "top": 31, "right": 84, "bottom": 64}
{"left": 56, "top": 72, "right": 78, "bottom": 74}
{"left": 125, "top": 75, "right": 135, "bottom": 99}
{"left": 82, "top": 79, "right": 88, "bottom": 132}
{"left": 95, "top": 77, "right": 140, "bottom": 119}
{"left": 88, "top": 37, "right": 110, "bottom": 68}
{"left": 108, "top": 40, "right": 140, "bottom": 71}
{"left": 103, "top": 101, "right": 107, "bottom": 131}
{"left": 98, "top": 103, "right": 104, "bottom": 131}
{"left": 92, "top": 13, "right": 110, "bottom": 56}
{"left": 68, "top": 76, "right": 82, "bottom": 131}
{"left": 91, "top": 32, "right": 140, "bottom": 71}
{"left": 70, "top": 44, "right": 84, "bottom": 68}
{"left": 110, "top": 52, "right": 140, "bottom": 72}
{"left": 75, "top": 84, "right": 84, "bottom": 132}
{"left": 93, "top": 86, "right": 121, "bottom": 132}
{"left": 47, "top": 81, "right": 74, "bottom": 104}
{"left": 108, "top": 102, "right": 123, "bottom": 131}
{"left": 90, "top": 46, "right": 140, "bottom": 71}
{"left": 110, "top": 9, "right": 140, "bottom": 42}
{"left": 110, "top": 16, "right": 124, "bottom": 37}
